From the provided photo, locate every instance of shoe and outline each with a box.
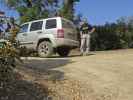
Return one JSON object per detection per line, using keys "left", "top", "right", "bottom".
{"left": 85, "top": 52, "right": 92, "bottom": 56}
{"left": 80, "top": 53, "right": 84, "bottom": 56}
{"left": 83, "top": 53, "right": 87, "bottom": 56}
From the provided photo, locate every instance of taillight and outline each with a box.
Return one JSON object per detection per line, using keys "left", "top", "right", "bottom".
{"left": 57, "top": 29, "right": 64, "bottom": 38}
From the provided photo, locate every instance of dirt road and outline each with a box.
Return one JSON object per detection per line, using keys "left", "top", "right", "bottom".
{"left": 19, "top": 49, "right": 133, "bottom": 100}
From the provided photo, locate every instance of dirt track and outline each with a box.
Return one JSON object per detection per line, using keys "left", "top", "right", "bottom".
{"left": 19, "top": 49, "right": 133, "bottom": 100}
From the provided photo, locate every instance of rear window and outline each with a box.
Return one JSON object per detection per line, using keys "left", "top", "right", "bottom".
{"left": 30, "top": 21, "right": 43, "bottom": 31}
{"left": 62, "top": 19, "right": 75, "bottom": 29}
{"left": 45, "top": 19, "right": 57, "bottom": 29}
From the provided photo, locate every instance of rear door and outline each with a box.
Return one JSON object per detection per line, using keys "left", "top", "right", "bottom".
{"left": 62, "top": 19, "right": 77, "bottom": 41}
{"left": 44, "top": 19, "right": 57, "bottom": 37}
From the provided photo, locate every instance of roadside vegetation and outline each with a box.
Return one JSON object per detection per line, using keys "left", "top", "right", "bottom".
{"left": 91, "top": 17, "right": 133, "bottom": 50}
{"left": 4, "top": 0, "right": 79, "bottom": 23}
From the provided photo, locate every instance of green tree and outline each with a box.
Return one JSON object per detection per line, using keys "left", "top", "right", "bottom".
{"left": 59, "top": 0, "right": 79, "bottom": 21}
{"left": 4, "top": 0, "right": 59, "bottom": 23}
{"left": 91, "top": 16, "right": 133, "bottom": 51}
{"left": 4, "top": 0, "right": 81, "bottom": 22}
{"left": 116, "top": 17, "right": 133, "bottom": 48}
{"left": 92, "top": 23, "right": 121, "bottom": 51}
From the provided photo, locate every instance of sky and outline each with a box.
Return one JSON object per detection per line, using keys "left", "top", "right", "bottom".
{"left": 75, "top": 0, "right": 133, "bottom": 25}
{"left": 0, "top": 0, "right": 19, "bottom": 18}
{"left": 0, "top": 0, "right": 133, "bottom": 25}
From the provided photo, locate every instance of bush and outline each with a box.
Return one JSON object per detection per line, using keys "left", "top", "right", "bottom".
{"left": 90, "top": 22, "right": 133, "bottom": 51}
{"left": 0, "top": 40, "right": 21, "bottom": 89}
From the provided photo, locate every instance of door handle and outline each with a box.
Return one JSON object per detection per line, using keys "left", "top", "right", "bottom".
{"left": 22, "top": 33, "right": 27, "bottom": 36}
{"left": 37, "top": 31, "right": 42, "bottom": 34}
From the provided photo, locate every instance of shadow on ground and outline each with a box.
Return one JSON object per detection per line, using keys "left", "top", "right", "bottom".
{"left": 20, "top": 58, "right": 72, "bottom": 81}
{"left": 49, "top": 53, "right": 95, "bottom": 58}
{"left": 0, "top": 73, "right": 50, "bottom": 100}
{"left": 69, "top": 53, "right": 95, "bottom": 57}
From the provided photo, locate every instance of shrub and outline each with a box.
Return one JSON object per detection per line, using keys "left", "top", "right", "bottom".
{"left": 0, "top": 40, "right": 21, "bottom": 88}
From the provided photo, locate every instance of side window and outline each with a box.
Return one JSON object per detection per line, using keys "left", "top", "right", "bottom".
{"left": 30, "top": 21, "right": 43, "bottom": 31}
{"left": 20, "top": 24, "right": 29, "bottom": 33}
{"left": 45, "top": 19, "right": 57, "bottom": 29}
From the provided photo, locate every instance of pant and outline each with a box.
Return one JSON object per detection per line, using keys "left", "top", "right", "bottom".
{"left": 80, "top": 34, "right": 90, "bottom": 53}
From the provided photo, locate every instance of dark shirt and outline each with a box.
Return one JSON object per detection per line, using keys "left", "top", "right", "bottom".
{"left": 80, "top": 23, "right": 93, "bottom": 34}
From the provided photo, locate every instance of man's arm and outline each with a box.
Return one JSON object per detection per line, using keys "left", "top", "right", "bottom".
{"left": 91, "top": 27, "right": 95, "bottom": 33}
{"left": 80, "top": 31, "right": 83, "bottom": 38}
{"left": 88, "top": 27, "right": 95, "bottom": 34}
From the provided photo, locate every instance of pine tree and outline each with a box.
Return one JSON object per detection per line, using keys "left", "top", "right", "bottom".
{"left": 4, "top": 0, "right": 59, "bottom": 23}
{"left": 59, "top": 0, "right": 79, "bottom": 21}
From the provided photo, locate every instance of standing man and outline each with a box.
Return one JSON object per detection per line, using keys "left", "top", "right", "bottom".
{"left": 80, "top": 18, "right": 95, "bottom": 55}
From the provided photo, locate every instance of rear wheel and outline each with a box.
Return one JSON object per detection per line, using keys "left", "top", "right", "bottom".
{"left": 37, "top": 41, "right": 53, "bottom": 57}
{"left": 57, "top": 47, "right": 70, "bottom": 57}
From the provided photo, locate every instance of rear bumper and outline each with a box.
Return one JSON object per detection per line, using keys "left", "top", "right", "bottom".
{"left": 53, "top": 38, "right": 79, "bottom": 48}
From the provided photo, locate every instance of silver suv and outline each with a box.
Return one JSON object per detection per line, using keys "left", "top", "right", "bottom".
{"left": 17, "top": 17, "right": 79, "bottom": 57}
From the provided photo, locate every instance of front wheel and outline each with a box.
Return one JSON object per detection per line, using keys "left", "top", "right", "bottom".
{"left": 57, "top": 47, "right": 70, "bottom": 57}
{"left": 37, "top": 41, "right": 53, "bottom": 57}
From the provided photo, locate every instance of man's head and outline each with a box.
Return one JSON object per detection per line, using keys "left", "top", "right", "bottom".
{"left": 83, "top": 18, "right": 88, "bottom": 23}
{"left": 80, "top": 18, "right": 88, "bottom": 26}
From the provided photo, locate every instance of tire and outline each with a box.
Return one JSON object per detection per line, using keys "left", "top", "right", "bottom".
{"left": 57, "top": 47, "right": 70, "bottom": 57}
{"left": 37, "top": 41, "right": 53, "bottom": 57}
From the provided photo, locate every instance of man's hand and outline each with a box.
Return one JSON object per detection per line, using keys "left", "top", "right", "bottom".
{"left": 89, "top": 27, "right": 95, "bottom": 34}
{"left": 92, "top": 27, "right": 95, "bottom": 33}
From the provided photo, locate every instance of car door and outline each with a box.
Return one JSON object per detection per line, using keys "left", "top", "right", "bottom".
{"left": 44, "top": 19, "right": 57, "bottom": 37}
{"left": 17, "top": 23, "right": 29, "bottom": 45}
{"left": 26, "top": 21, "right": 44, "bottom": 49}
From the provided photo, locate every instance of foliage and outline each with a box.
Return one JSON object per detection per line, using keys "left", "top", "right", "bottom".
{"left": 91, "top": 16, "right": 133, "bottom": 51}
{"left": 4, "top": 0, "right": 80, "bottom": 23}
{"left": 0, "top": 40, "right": 21, "bottom": 89}
{"left": 5, "top": 0, "right": 59, "bottom": 23}
{"left": 59, "top": 0, "right": 79, "bottom": 21}
{"left": 91, "top": 24, "right": 121, "bottom": 51}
